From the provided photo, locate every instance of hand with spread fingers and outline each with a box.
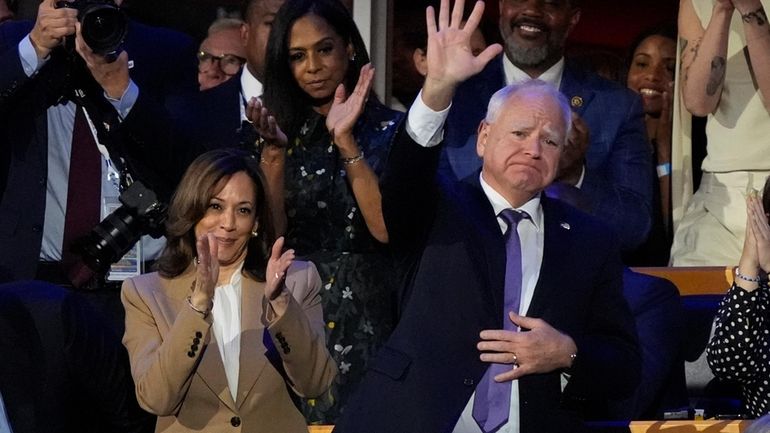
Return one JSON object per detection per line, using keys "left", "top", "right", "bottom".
{"left": 74, "top": 23, "right": 131, "bottom": 99}
{"left": 421, "top": 0, "right": 503, "bottom": 111}
{"left": 325, "top": 63, "right": 375, "bottom": 156}
{"left": 190, "top": 233, "right": 219, "bottom": 314}
{"left": 478, "top": 312, "right": 577, "bottom": 382}
{"left": 29, "top": 0, "right": 78, "bottom": 59}
{"left": 264, "top": 236, "right": 295, "bottom": 312}
{"left": 746, "top": 192, "right": 770, "bottom": 274}
{"left": 246, "top": 97, "right": 288, "bottom": 150}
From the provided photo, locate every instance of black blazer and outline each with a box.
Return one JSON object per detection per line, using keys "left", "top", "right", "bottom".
{"left": 334, "top": 125, "right": 641, "bottom": 433}
{"left": 0, "top": 19, "right": 198, "bottom": 282}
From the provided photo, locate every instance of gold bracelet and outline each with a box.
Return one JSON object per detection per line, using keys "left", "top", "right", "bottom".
{"left": 186, "top": 296, "right": 210, "bottom": 318}
{"left": 341, "top": 150, "right": 364, "bottom": 165}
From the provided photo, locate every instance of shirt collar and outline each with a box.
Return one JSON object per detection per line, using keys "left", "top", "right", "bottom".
{"left": 479, "top": 172, "right": 543, "bottom": 232}
{"left": 240, "top": 67, "right": 264, "bottom": 101}
{"left": 502, "top": 55, "right": 565, "bottom": 90}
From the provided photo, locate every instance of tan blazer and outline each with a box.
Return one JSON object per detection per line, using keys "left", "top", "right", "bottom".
{"left": 121, "top": 260, "right": 337, "bottom": 433}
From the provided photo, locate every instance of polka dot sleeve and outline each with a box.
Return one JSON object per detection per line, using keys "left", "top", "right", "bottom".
{"left": 706, "top": 282, "right": 770, "bottom": 417}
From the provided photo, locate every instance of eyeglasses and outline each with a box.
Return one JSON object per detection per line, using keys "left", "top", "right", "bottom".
{"left": 197, "top": 51, "right": 246, "bottom": 76}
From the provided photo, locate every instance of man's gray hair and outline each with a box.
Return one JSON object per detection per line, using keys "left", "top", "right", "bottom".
{"left": 484, "top": 80, "right": 573, "bottom": 139}
{"left": 207, "top": 17, "right": 246, "bottom": 36}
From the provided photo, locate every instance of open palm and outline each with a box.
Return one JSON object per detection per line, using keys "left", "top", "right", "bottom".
{"left": 326, "top": 63, "right": 374, "bottom": 139}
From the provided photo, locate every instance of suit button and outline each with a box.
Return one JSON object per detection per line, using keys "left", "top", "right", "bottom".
{"left": 187, "top": 351, "right": 195, "bottom": 358}
{"left": 195, "top": 331, "right": 203, "bottom": 338}
{"left": 193, "top": 337, "right": 200, "bottom": 344}
{"left": 191, "top": 344, "right": 198, "bottom": 351}
{"left": 463, "top": 378, "right": 474, "bottom": 386}
{"left": 230, "top": 416, "right": 241, "bottom": 427}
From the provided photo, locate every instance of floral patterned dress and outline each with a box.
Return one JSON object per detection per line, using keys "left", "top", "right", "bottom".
{"left": 282, "top": 101, "right": 404, "bottom": 423}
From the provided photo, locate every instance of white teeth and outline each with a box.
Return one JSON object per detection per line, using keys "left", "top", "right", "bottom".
{"left": 519, "top": 25, "right": 542, "bottom": 33}
{"left": 640, "top": 88, "right": 661, "bottom": 96}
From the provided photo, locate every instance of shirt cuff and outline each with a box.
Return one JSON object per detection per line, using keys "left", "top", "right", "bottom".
{"left": 19, "top": 34, "right": 47, "bottom": 77}
{"left": 105, "top": 80, "right": 139, "bottom": 119}
{"left": 405, "top": 89, "right": 450, "bottom": 148}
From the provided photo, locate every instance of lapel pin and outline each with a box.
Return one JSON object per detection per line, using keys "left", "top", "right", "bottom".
{"left": 560, "top": 222, "right": 571, "bottom": 230}
{"left": 570, "top": 96, "right": 583, "bottom": 108}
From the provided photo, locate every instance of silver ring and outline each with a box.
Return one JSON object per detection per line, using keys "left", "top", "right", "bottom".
{"left": 511, "top": 353, "right": 518, "bottom": 366}
{"left": 275, "top": 272, "right": 281, "bottom": 280}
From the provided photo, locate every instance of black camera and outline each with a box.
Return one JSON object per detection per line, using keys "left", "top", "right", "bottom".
{"left": 75, "top": 180, "right": 167, "bottom": 275}
{"left": 55, "top": 0, "right": 128, "bottom": 61}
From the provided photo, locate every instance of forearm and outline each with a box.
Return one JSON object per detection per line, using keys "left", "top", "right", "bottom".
{"left": 121, "top": 284, "right": 211, "bottom": 415}
{"left": 680, "top": 0, "right": 732, "bottom": 115}
{"left": 260, "top": 146, "right": 287, "bottom": 237}
{"left": 335, "top": 133, "right": 388, "bottom": 243}
{"left": 707, "top": 283, "right": 769, "bottom": 382}
{"left": 267, "top": 286, "right": 337, "bottom": 398}
{"left": 740, "top": 3, "right": 770, "bottom": 109}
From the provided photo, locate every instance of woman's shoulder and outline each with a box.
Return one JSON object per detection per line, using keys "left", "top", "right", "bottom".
{"left": 123, "top": 268, "right": 194, "bottom": 298}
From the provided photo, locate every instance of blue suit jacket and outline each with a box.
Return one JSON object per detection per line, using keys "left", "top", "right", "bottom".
{"left": 334, "top": 125, "right": 641, "bottom": 433}
{"left": 441, "top": 56, "right": 653, "bottom": 252}
{"left": 0, "top": 20, "right": 197, "bottom": 282}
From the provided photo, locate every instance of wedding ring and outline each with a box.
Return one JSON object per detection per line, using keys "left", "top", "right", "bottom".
{"left": 511, "top": 353, "right": 518, "bottom": 367}
{"left": 275, "top": 272, "right": 281, "bottom": 280}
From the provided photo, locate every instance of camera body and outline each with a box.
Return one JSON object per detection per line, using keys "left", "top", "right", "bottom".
{"left": 55, "top": 0, "right": 128, "bottom": 61}
{"left": 76, "top": 180, "right": 167, "bottom": 275}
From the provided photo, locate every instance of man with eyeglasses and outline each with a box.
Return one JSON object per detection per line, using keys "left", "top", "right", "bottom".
{"left": 197, "top": 17, "right": 247, "bottom": 91}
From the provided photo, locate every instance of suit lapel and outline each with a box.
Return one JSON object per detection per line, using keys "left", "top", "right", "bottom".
{"left": 527, "top": 197, "right": 573, "bottom": 317}
{"left": 459, "top": 176, "right": 507, "bottom": 322}
{"left": 235, "top": 276, "right": 268, "bottom": 408}
{"left": 559, "top": 63, "right": 595, "bottom": 117}
{"left": 151, "top": 269, "right": 239, "bottom": 412}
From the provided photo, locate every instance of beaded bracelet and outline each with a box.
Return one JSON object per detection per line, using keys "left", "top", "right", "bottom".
{"left": 734, "top": 267, "right": 763, "bottom": 283}
{"left": 186, "top": 295, "right": 210, "bottom": 318}
{"left": 341, "top": 150, "right": 364, "bottom": 165}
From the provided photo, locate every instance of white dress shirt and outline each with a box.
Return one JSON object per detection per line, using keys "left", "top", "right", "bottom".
{"left": 211, "top": 264, "right": 244, "bottom": 402}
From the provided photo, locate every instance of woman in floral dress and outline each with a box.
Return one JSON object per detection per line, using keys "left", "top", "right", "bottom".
{"left": 258, "top": 0, "right": 404, "bottom": 423}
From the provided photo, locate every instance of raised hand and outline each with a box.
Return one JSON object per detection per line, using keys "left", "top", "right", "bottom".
{"left": 422, "top": 0, "right": 503, "bottom": 110}
{"left": 74, "top": 22, "right": 130, "bottom": 99}
{"left": 29, "top": 0, "right": 77, "bottom": 59}
{"left": 265, "top": 236, "right": 295, "bottom": 302}
{"left": 326, "top": 63, "right": 375, "bottom": 146}
{"left": 245, "top": 97, "right": 288, "bottom": 149}
{"left": 477, "top": 312, "right": 577, "bottom": 382}
{"left": 190, "top": 233, "right": 219, "bottom": 313}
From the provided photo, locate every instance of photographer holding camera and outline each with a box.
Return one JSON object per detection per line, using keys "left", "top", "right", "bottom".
{"left": 0, "top": 0, "right": 199, "bottom": 315}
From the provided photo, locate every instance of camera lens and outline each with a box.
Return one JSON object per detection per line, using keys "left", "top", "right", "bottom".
{"left": 80, "top": 4, "right": 128, "bottom": 56}
{"left": 77, "top": 206, "right": 143, "bottom": 273}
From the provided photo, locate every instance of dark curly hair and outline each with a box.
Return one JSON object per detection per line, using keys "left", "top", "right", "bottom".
{"left": 156, "top": 148, "right": 275, "bottom": 281}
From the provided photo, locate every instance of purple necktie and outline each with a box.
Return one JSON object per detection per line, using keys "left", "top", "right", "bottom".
{"left": 472, "top": 209, "right": 528, "bottom": 433}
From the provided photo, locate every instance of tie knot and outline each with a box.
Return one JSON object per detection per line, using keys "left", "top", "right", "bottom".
{"left": 499, "top": 209, "right": 529, "bottom": 231}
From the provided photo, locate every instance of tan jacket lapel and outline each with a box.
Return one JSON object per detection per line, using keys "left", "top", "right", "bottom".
{"left": 235, "top": 276, "right": 268, "bottom": 408}
{"left": 151, "top": 266, "right": 239, "bottom": 412}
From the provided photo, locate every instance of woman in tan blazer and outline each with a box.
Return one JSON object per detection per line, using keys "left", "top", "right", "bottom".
{"left": 121, "top": 149, "right": 337, "bottom": 432}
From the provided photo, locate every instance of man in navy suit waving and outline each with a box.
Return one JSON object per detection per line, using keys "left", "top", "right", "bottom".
{"left": 334, "top": 1, "right": 640, "bottom": 432}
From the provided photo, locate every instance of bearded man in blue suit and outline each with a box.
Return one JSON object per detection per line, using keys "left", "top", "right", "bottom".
{"left": 441, "top": 0, "right": 653, "bottom": 253}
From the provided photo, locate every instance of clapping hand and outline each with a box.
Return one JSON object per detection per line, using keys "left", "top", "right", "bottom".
{"left": 265, "top": 237, "right": 295, "bottom": 302}
{"left": 326, "top": 63, "right": 375, "bottom": 147}
{"left": 747, "top": 192, "right": 770, "bottom": 273}
{"left": 421, "top": 0, "right": 502, "bottom": 110}
{"left": 190, "top": 233, "right": 219, "bottom": 312}
{"left": 245, "top": 97, "right": 288, "bottom": 149}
